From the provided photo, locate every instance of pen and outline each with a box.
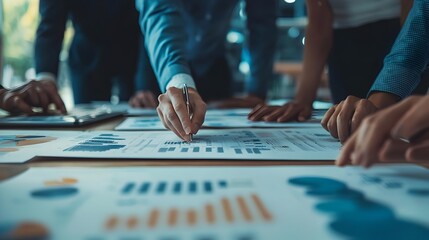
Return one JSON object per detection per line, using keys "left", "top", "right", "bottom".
{"left": 182, "top": 84, "right": 193, "bottom": 142}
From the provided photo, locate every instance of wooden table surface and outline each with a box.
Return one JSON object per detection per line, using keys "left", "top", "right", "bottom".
{"left": 1, "top": 116, "right": 427, "bottom": 181}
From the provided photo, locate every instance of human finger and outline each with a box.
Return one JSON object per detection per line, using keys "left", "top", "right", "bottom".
{"left": 5, "top": 95, "right": 34, "bottom": 115}
{"left": 337, "top": 98, "right": 357, "bottom": 143}
{"left": 327, "top": 102, "right": 343, "bottom": 139}
{"left": 159, "top": 92, "right": 189, "bottom": 141}
{"left": 167, "top": 87, "right": 193, "bottom": 135}
{"left": 321, "top": 105, "right": 336, "bottom": 131}
{"left": 406, "top": 140, "right": 429, "bottom": 162}
{"left": 263, "top": 105, "right": 288, "bottom": 122}
{"left": 277, "top": 104, "right": 302, "bottom": 122}
{"left": 391, "top": 96, "right": 429, "bottom": 142}
{"left": 379, "top": 139, "right": 409, "bottom": 163}
{"left": 336, "top": 132, "right": 357, "bottom": 167}
{"left": 249, "top": 106, "right": 278, "bottom": 121}
{"left": 189, "top": 93, "right": 206, "bottom": 134}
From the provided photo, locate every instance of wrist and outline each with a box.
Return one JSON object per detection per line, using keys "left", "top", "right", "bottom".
{"left": 368, "top": 92, "right": 400, "bottom": 109}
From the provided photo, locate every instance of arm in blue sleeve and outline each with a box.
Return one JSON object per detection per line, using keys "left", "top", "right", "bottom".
{"left": 136, "top": 0, "right": 192, "bottom": 92}
{"left": 34, "top": 0, "right": 69, "bottom": 77}
{"left": 244, "top": 0, "right": 278, "bottom": 99}
{"left": 369, "top": 0, "right": 429, "bottom": 99}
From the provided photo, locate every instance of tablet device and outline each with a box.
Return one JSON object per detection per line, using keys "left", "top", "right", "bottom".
{"left": 0, "top": 109, "right": 123, "bottom": 127}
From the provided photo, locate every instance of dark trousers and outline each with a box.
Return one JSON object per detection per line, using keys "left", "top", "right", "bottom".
{"left": 328, "top": 18, "right": 429, "bottom": 104}
{"left": 70, "top": 68, "right": 134, "bottom": 104}
{"left": 137, "top": 42, "right": 233, "bottom": 102}
{"left": 190, "top": 56, "right": 233, "bottom": 102}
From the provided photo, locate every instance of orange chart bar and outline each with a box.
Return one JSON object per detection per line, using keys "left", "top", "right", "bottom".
{"left": 237, "top": 196, "right": 253, "bottom": 222}
{"left": 221, "top": 197, "right": 234, "bottom": 223}
{"left": 205, "top": 204, "right": 216, "bottom": 224}
{"left": 251, "top": 194, "right": 273, "bottom": 221}
{"left": 148, "top": 209, "right": 160, "bottom": 229}
{"left": 168, "top": 208, "right": 179, "bottom": 227}
{"left": 187, "top": 209, "right": 197, "bottom": 226}
{"left": 127, "top": 216, "right": 138, "bottom": 229}
{"left": 105, "top": 215, "right": 118, "bottom": 230}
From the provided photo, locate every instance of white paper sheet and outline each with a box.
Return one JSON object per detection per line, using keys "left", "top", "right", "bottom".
{"left": 0, "top": 128, "right": 339, "bottom": 162}
{"left": 0, "top": 131, "right": 82, "bottom": 163}
{"left": 1, "top": 164, "right": 428, "bottom": 239}
{"left": 115, "top": 116, "right": 322, "bottom": 131}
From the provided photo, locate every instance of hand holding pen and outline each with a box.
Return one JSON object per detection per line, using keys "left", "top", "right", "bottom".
{"left": 156, "top": 84, "right": 206, "bottom": 142}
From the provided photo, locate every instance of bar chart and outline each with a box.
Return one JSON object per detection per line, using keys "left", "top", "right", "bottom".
{"left": 104, "top": 194, "right": 272, "bottom": 231}
{"left": 120, "top": 180, "right": 237, "bottom": 195}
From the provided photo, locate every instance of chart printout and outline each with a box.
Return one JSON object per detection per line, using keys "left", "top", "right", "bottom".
{"left": 1, "top": 165, "right": 428, "bottom": 239}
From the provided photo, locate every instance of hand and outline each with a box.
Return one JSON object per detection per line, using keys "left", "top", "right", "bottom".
{"left": 0, "top": 80, "right": 67, "bottom": 115}
{"left": 321, "top": 96, "right": 378, "bottom": 143}
{"left": 208, "top": 95, "right": 264, "bottom": 109}
{"left": 248, "top": 101, "right": 312, "bottom": 122}
{"left": 337, "top": 95, "right": 429, "bottom": 167}
{"left": 128, "top": 90, "right": 158, "bottom": 108}
{"left": 157, "top": 87, "right": 206, "bottom": 141}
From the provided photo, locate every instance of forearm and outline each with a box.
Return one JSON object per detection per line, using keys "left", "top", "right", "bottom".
{"left": 368, "top": 92, "right": 400, "bottom": 109}
{"left": 296, "top": 27, "right": 332, "bottom": 104}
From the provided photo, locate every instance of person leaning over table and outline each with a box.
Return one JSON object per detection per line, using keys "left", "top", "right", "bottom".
{"left": 0, "top": 80, "right": 66, "bottom": 115}
{"left": 322, "top": 0, "right": 429, "bottom": 144}
{"left": 34, "top": 0, "right": 140, "bottom": 104}
{"left": 136, "top": 0, "right": 277, "bottom": 141}
{"left": 336, "top": 0, "right": 429, "bottom": 167}
{"left": 249, "top": 0, "right": 428, "bottom": 126}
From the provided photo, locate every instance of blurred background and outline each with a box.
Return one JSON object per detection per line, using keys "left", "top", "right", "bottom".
{"left": 0, "top": 0, "right": 329, "bottom": 108}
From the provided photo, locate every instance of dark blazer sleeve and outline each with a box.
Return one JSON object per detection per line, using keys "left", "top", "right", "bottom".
{"left": 34, "top": 0, "right": 70, "bottom": 77}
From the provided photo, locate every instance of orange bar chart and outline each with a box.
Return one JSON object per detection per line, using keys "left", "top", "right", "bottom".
{"left": 103, "top": 194, "right": 272, "bottom": 231}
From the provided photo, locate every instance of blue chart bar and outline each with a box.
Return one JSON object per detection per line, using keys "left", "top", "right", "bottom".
{"left": 204, "top": 181, "right": 213, "bottom": 193}
{"left": 122, "top": 183, "right": 135, "bottom": 194}
{"left": 173, "top": 182, "right": 182, "bottom": 194}
{"left": 235, "top": 149, "right": 243, "bottom": 154}
{"left": 158, "top": 148, "right": 168, "bottom": 153}
{"left": 206, "top": 147, "right": 212, "bottom": 152}
{"left": 156, "top": 182, "right": 167, "bottom": 194}
{"left": 193, "top": 147, "right": 200, "bottom": 153}
{"left": 219, "top": 180, "right": 227, "bottom": 188}
{"left": 217, "top": 147, "right": 224, "bottom": 153}
{"left": 189, "top": 182, "right": 197, "bottom": 194}
{"left": 253, "top": 148, "right": 261, "bottom": 154}
{"left": 139, "top": 182, "right": 151, "bottom": 194}
{"left": 181, "top": 148, "right": 189, "bottom": 153}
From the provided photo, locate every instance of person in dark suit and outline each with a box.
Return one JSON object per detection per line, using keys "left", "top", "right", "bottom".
{"left": 34, "top": 0, "right": 140, "bottom": 104}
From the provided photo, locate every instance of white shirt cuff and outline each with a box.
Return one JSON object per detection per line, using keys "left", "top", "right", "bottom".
{"left": 36, "top": 72, "right": 56, "bottom": 82}
{"left": 166, "top": 73, "right": 197, "bottom": 91}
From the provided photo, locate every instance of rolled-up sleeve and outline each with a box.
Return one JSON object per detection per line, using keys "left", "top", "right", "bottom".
{"left": 244, "top": 0, "right": 278, "bottom": 99}
{"left": 136, "top": 0, "right": 193, "bottom": 92}
{"left": 369, "top": 0, "right": 429, "bottom": 99}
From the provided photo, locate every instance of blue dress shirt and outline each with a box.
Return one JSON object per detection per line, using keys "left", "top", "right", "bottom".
{"left": 369, "top": 0, "right": 429, "bottom": 99}
{"left": 136, "top": 0, "right": 277, "bottom": 98}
